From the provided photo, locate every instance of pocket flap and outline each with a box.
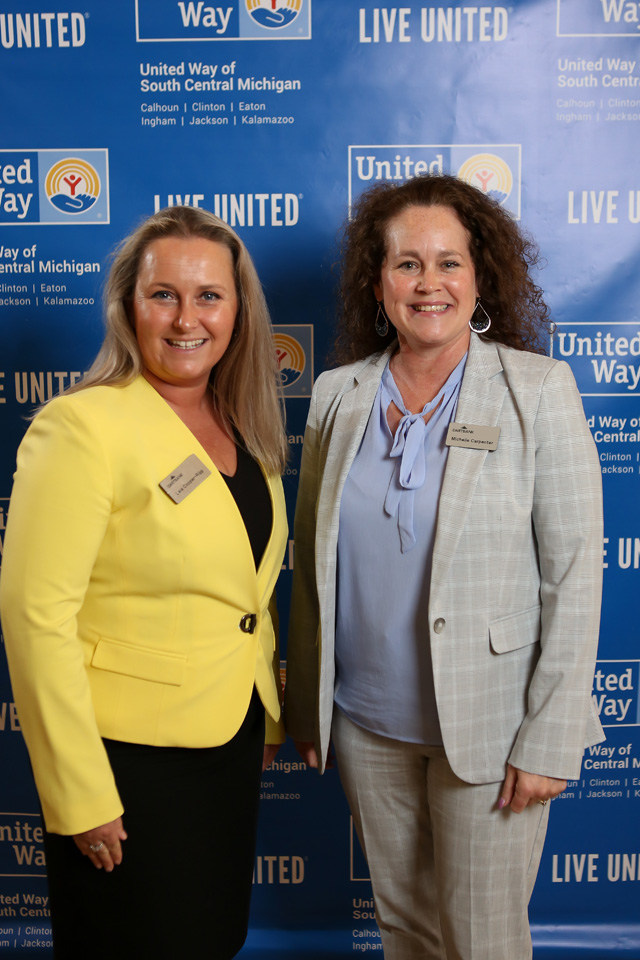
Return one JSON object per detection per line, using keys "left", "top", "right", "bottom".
{"left": 489, "top": 605, "right": 540, "bottom": 654}
{"left": 91, "top": 637, "right": 187, "bottom": 686}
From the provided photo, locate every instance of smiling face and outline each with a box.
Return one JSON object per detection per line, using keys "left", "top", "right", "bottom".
{"left": 132, "top": 235, "right": 238, "bottom": 394}
{"left": 373, "top": 204, "right": 478, "bottom": 360}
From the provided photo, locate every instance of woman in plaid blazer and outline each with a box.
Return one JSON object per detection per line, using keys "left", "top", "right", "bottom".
{"left": 285, "top": 175, "right": 603, "bottom": 960}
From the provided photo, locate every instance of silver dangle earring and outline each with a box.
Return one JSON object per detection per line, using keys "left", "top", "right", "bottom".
{"left": 469, "top": 298, "right": 491, "bottom": 334}
{"left": 375, "top": 300, "right": 389, "bottom": 337}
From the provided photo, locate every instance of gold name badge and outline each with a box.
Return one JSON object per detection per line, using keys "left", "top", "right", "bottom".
{"left": 446, "top": 422, "right": 501, "bottom": 451}
{"left": 159, "top": 454, "right": 211, "bottom": 504}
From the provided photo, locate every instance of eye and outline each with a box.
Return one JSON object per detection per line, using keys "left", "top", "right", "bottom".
{"left": 151, "top": 289, "right": 175, "bottom": 301}
{"left": 398, "top": 260, "right": 418, "bottom": 271}
{"left": 200, "top": 291, "right": 220, "bottom": 302}
{"left": 442, "top": 260, "right": 460, "bottom": 270}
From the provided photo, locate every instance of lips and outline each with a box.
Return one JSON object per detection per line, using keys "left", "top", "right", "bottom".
{"left": 165, "top": 338, "right": 206, "bottom": 349}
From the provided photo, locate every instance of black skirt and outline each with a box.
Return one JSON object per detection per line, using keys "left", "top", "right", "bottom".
{"left": 43, "top": 689, "right": 265, "bottom": 960}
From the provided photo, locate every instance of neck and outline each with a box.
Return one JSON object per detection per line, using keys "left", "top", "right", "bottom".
{"left": 142, "top": 369, "right": 213, "bottom": 415}
{"left": 390, "top": 336, "right": 469, "bottom": 411}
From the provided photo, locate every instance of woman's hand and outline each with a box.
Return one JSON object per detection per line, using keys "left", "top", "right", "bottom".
{"left": 498, "top": 763, "right": 567, "bottom": 814}
{"left": 263, "top": 743, "right": 281, "bottom": 771}
{"left": 294, "top": 740, "right": 319, "bottom": 768}
{"left": 293, "top": 740, "right": 334, "bottom": 769}
{"left": 73, "top": 817, "right": 127, "bottom": 872}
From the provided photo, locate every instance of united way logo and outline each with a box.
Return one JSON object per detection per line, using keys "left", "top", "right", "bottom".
{"left": 246, "top": 0, "right": 303, "bottom": 29}
{"left": 38, "top": 149, "right": 109, "bottom": 224}
{"left": 45, "top": 158, "right": 100, "bottom": 215}
{"left": 0, "top": 813, "right": 47, "bottom": 876}
{"left": 348, "top": 144, "right": 521, "bottom": 219}
{"left": 457, "top": 154, "right": 513, "bottom": 207}
{"left": 0, "top": 148, "right": 109, "bottom": 225}
{"left": 135, "top": 0, "right": 311, "bottom": 41}
{"left": 273, "top": 325, "right": 313, "bottom": 398}
{"left": 593, "top": 660, "right": 640, "bottom": 727}
{"left": 557, "top": 0, "right": 640, "bottom": 37}
{"left": 550, "top": 322, "right": 640, "bottom": 397}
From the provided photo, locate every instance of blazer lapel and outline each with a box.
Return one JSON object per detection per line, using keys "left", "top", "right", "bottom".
{"left": 130, "top": 376, "right": 285, "bottom": 609}
{"left": 315, "top": 348, "right": 392, "bottom": 607}
{"left": 431, "top": 336, "right": 507, "bottom": 591}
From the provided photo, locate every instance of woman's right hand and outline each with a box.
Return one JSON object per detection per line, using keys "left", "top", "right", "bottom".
{"left": 73, "top": 817, "right": 127, "bottom": 872}
{"left": 294, "top": 740, "right": 319, "bottom": 767}
{"left": 294, "top": 740, "right": 334, "bottom": 769}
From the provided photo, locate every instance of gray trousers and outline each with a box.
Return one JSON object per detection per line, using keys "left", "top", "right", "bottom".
{"left": 332, "top": 709, "right": 550, "bottom": 960}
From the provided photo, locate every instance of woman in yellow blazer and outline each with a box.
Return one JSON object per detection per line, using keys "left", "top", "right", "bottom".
{"left": 0, "top": 206, "right": 288, "bottom": 959}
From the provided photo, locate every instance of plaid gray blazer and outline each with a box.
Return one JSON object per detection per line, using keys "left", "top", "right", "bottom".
{"left": 285, "top": 334, "right": 604, "bottom": 783}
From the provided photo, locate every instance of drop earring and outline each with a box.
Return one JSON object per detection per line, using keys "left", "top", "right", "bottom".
{"left": 375, "top": 300, "right": 389, "bottom": 337}
{"left": 469, "top": 298, "right": 491, "bottom": 334}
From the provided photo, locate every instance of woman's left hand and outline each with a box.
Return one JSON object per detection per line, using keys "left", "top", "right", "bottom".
{"left": 263, "top": 743, "right": 281, "bottom": 771}
{"left": 498, "top": 763, "right": 567, "bottom": 814}
{"left": 73, "top": 817, "right": 128, "bottom": 871}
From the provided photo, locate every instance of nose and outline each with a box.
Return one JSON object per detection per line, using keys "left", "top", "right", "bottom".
{"left": 416, "top": 266, "right": 439, "bottom": 292}
{"left": 174, "top": 301, "right": 198, "bottom": 330}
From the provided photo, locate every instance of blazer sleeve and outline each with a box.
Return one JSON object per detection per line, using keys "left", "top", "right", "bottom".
{"left": 284, "top": 384, "right": 322, "bottom": 743}
{"left": 508, "top": 360, "right": 604, "bottom": 780}
{"left": 0, "top": 398, "right": 124, "bottom": 835}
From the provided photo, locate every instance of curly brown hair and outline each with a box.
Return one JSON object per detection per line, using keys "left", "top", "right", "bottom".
{"left": 333, "top": 174, "right": 551, "bottom": 364}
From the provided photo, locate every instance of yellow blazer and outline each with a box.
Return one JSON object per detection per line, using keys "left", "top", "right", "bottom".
{"left": 0, "top": 376, "right": 288, "bottom": 835}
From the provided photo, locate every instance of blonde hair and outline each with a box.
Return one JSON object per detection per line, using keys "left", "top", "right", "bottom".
{"left": 67, "top": 206, "right": 287, "bottom": 473}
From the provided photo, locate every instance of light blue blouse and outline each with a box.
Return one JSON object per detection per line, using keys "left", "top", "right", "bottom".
{"left": 334, "top": 353, "right": 467, "bottom": 745}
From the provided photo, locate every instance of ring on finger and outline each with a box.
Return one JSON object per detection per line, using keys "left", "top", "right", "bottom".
{"left": 89, "top": 841, "right": 105, "bottom": 853}
{"left": 538, "top": 799, "right": 548, "bottom": 806}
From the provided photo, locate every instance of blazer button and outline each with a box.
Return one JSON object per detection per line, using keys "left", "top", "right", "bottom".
{"left": 239, "top": 613, "right": 257, "bottom": 634}
{"left": 433, "top": 618, "right": 446, "bottom": 634}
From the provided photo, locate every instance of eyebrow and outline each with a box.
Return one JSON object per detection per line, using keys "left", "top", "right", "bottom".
{"left": 391, "top": 248, "right": 466, "bottom": 259}
{"left": 146, "top": 279, "right": 230, "bottom": 291}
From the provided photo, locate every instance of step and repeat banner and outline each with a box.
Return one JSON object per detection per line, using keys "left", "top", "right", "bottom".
{"left": 0, "top": 0, "right": 639, "bottom": 956}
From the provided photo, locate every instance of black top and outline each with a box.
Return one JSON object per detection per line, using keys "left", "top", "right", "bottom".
{"left": 221, "top": 444, "right": 272, "bottom": 570}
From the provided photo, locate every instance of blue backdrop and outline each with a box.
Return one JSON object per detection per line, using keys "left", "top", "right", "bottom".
{"left": 1, "top": 1, "right": 639, "bottom": 955}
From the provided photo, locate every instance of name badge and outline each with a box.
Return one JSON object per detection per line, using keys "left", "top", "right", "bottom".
{"left": 159, "top": 454, "right": 211, "bottom": 504}
{"left": 446, "top": 422, "right": 501, "bottom": 451}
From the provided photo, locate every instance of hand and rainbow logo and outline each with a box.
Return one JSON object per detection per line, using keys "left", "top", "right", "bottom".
{"left": 245, "top": 0, "right": 303, "bottom": 29}
{"left": 274, "top": 332, "right": 306, "bottom": 387}
{"left": 457, "top": 154, "right": 513, "bottom": 206}
{"left": 45, "top": 157, "right": 101, "bottom": 214}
